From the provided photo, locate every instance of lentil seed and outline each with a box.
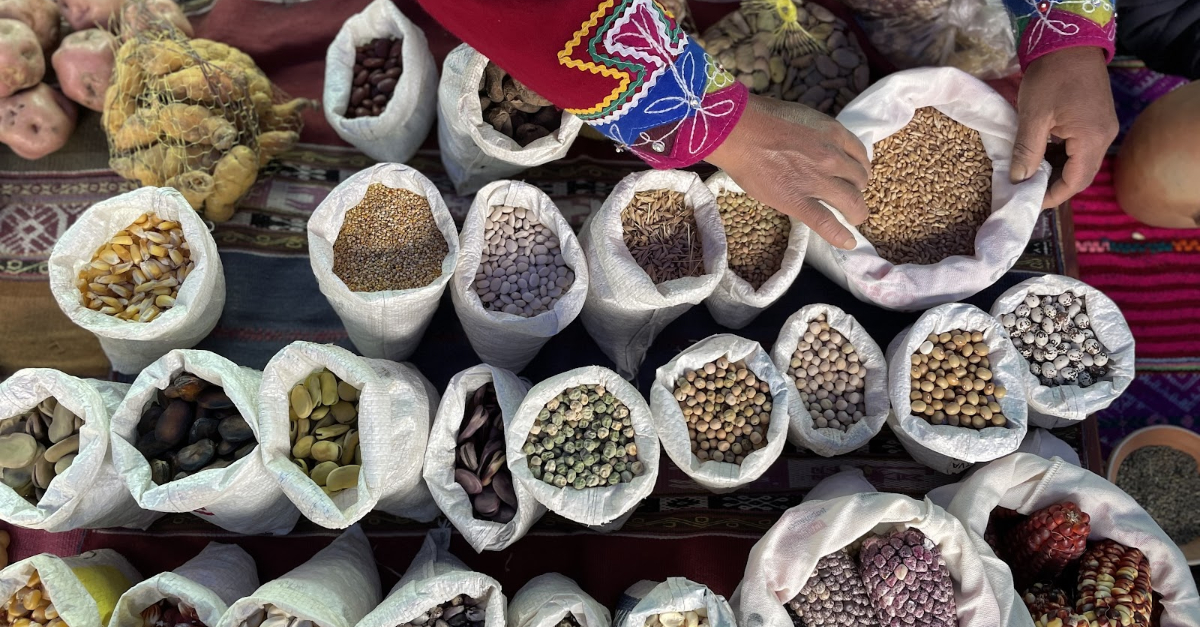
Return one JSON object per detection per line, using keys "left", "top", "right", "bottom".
{"left": 621, "top": 190, "right": 704, "bottom": 284}
{"left": 716, "top": 191, "right": 790, "bottom": 289}
{"left": 332, "top": 183, "right": 448, "bottom": 292}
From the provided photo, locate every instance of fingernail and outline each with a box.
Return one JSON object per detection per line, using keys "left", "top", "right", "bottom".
{"left": 1011, "top": 165, "right": 1028, "bottom": 183}
{"left": 840, "top": 234, "right": 857, "bottom": 250}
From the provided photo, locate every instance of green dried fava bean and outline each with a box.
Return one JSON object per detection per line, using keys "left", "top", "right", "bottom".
{"left": 525, "top": 383, "right": 642, "bottom": 490}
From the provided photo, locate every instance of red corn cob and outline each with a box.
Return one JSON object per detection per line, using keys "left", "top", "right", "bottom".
{"left": 1005, "top": 501, "right": 1091, "bottom": 588}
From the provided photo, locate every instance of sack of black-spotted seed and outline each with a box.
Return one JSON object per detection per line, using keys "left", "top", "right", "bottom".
{"left": 0, "top": 549, "right": 142, "bottom": 627}
{"left": 108, "top": 542, "right": 258, "bottom": 627}
{"left": 613, "top": 579, "right": 735, "bottom": 627}
{"left": 508, "top": 574, "right": 608, "bottom": 627}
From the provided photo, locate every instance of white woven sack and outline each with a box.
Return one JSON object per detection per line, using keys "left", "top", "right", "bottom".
{"left": 219, "top": 526, "right": 380, "bottom": 627}
{"left": 450, "top": 180, "right": 590, "bottom": 372}
{"left": 702, "top": 172, "right": 808, "bottom": 329}
{"left": 649, "top": 334, "right": 791, "bottom": 492}
{"left": 109, "top": 349, "right": 300, "bottom": 535}
{"left": 47, "top": 187, "right": 226, "bottom": 373}
{"left": 508, "top": 574, "right": 609, "bottom": 627}
{"left": 308, "top": 163, "right": 459, "bottom": 362}
{"left": 0, "top": 550, "right": 142, "bottom": 627}
{"left": 0, "top": 369, "right": 159, "bottom": 531}
{"left": 885, "top": 303, "right": 1028, "bottom": 474}
{"left": 806, "top": 67, "right": 1052, "bottom": 311}
{"left": 614, "top": 579, "right": 735, "bottom": 627}
{"left": 800, "top": 466, "right": 877, "bottom": 503}
{"left": 772, "top": 304, "right": 890, "bottom": 457}
{"left": 323, "top": 0, "right": 437, "bottom": 163}
{"left": 108, "top": 543, "right": 258, "bottom": 627}
{"left": 506, "top": 366, "right": 659, "bottom": 527}
{"left": 578, "top": 170, "right": 729, "bottom": 379}
{"left": 259, "top": 341, "right": 439, "bottom": 528}
{"left": 946, "top": 453, "right": 1200, "bottom": 627}
{"left": 424, "top": 364, "right": 544, "bottom": 552}
{"left": 989, "top": 274, "right": 1135, "bottom": 428}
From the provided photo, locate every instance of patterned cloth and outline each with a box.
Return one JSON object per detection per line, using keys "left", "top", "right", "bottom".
{"left": 1003, "top": 0, "right": 1117, "bottom": 68}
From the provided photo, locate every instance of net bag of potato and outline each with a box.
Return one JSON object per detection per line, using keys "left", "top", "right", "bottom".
{"left": 450, "top": 181, "right": 588, "bottom": 373}
{"left": 108, "top": 349, "right": 300, "bottom": 535}
{"left": 578, "top": 170, "right": 729, "bottom": 380}
{"left": 108, "top": 543, "right": 258, "bottom": 627}
{"left": 323, "top": 0, "right": 437, "bottom": 163}
{"left": 47, "top": 187, "right": 226, "bottom": 374}
{"left": 806, "top": 67, "right": 1051, "bottom": 311}
{"left": 508, "top": 574, "right": 609, "bottom": 627}
{"left": 437, "top": 43, "right": 583, "bottom": 195}
{"left": 613, "top": 579, "right": 736, "bottom": 627}
{"left": 0, "top": 550, "right": 141, "bottom": 627}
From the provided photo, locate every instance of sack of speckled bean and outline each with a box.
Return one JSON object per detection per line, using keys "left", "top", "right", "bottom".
{"left": 508, "top": 574, "right": 609, "bottom": 627}
{"left": 108, "top": 542, "right": 258, "bottom": 627}
{"left": 613, "top": 579, "right": 735, "bottom": 627}
{"left": 308, "top": 163, "right": 459, "bottom": 362}
{"left": 806, "top": 67, "right": 1051, "bottom": 311}
{"left": 0, "top": 549, "right": 142, "bottom": 627}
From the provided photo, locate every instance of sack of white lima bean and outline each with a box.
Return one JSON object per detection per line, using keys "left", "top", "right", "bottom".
{"left": 0, "top": 549, "right": 142, "bottom": 627}
{"left": 450, "top": 180, "right": 588, "bottom": 373}
{"left": 806, "top": 67, "right": 1051, "bottom": 311}
{"left": 508, "top": 574, "right": 609, "bottom": 627}
{"left": 578, "top": 170, "right": 729, "bottom": 379}
{"left": 108, "top": 542, "right": 259, "bottom": 627}
{"left": 613, "top": 579, "right": 735, "bottom": 627}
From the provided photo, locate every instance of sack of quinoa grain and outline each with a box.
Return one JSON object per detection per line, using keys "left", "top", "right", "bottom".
{"left": 47, "top": 187, "right": 226, "bottom": 373}
{"left": 450, "top": 180, "right": 589, "bottom": 373}
{"left": 508, "top": 574, "right": 609, "bottom": 627}
{"left": 308, "top": 163, "right": 459, "bottom": 362}
{"left": 702, "top": 171, "right": 808, "bottom": 330}
{"left": 259, "top": 341, "right": 439, "bottom": 529}
{"left": 109, "top": 349, "right": 300, "bottom": 535}
{"left": 771, "top": 304, "right": 889, "bottom": 457}
{"left": 613, "top": 579, "right": 735, "bottom": 627}
{"left": 805, "top": 67, "right": 1051, "bottom": 311}
{"left": 0, "top": 549, "right": 142, "bottom": 627}
{"left": 108, "top": 543, "right": 258, "bottom": 627}
{"left": 578, "top": 170, "right": 729, "bottom": 380}
{"left": 323, "top": 0, "right": 437, "bottom": 163}
{"left": 989, "top": 274, "right": 1135, "bottom": 429}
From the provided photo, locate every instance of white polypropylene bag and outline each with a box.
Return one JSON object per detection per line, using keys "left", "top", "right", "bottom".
{"left": 649, "top": 334, "right": 791, "bottom": 492}
{"left": 507, "top": 366, "right": 659, "bottom": 527}
{"left": 885, "top": 303, "right": 1028, "bottom": 474}
{"left": 806, "top": 67, "right": 1052, "bottom": 311}
{"left": 437, "top": 44, "right": 583, "bottom": 195}
{"left": 702, "top": 172, "right": 808, "bottom": 329}
{"left": 772, "top": 304, "right": 890, "bottom": 457}
{"left": 450, "top": 180, "right": 589, "bottom": 372}
{"left": 424, "top": 364, "right": 544, "bottom": 552}
{"left": 0, "top": 369, "right": 159, "bottom": 531}
{"left": 259, "top": 341, "right": 439, "bottom": 528}
{"left": 614, "top": 579, "right": 735, "bottom": 627}
{"left": 323, "top": 0, "right": 437, "bottom": 163}
{"left": 108, "top": 543, "right": 258, "bottom": 627}
{"left": 308, "top": 163, "right": 459, "bottom": 362}
{"left": 0, "top": 550, "right": 142, "bottom": 627}
{"left": 946, "top": 453, "right": 1200, "bottom": 627}
{"left": 109, "top": 349, "right": 300, "bottom": 535}
{"left": 578, "top": 170, "right": 729, "bottom": 379}
{"left": 508, "top": 574, "right": 609, "bottom": 627}
{"left": 47, "top": 187, "right": 226, "bottom": 373}
{"left": 989, "top": 274, "right": 1135, "bottom": 428}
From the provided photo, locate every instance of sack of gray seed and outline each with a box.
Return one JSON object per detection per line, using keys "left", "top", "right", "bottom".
{"left": 613, "top": 578, "right": 735, "bottom": 627}
{"left": 1, "top": 549, "right": 142, "bottom": 627}
{"left": 450, "top": 180, "right": 589, "bottom": 372}
{"left": 109, "top": 349, "right": 300, "bottom": 535}
{"left": 259, "top": 341, "right": 439, "bottom": 529}
{"left": 508, "top": 574, "right": 609, "bottom": 627}
{"left": 47, "top": 187, "right": 226, "bottom": 373}
{"left": 323, "top": 0, "right": 437, "bottom": 163}
{"left": 108, "top": 542, "right": 258, "bottom": 627}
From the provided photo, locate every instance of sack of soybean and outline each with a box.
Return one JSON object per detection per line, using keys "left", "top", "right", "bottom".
{"left": 578, "top": 170, "right": 729, "bottom": 379}
{"left": 508, "top": 574, "right": 608, "bottom": 627}
{"left": 0, "top": 549, "right": 142, "bottom": 627}
{"left": 806, "top": 67, "right": 1052, "bottom": 311}
{"left": 0, "top": 369, "right": 160, "bottom": 531}
{"left": 308, "top": 163, "right": 459, "bottom": 362}
{"left": 613, "top": 579, "right": 735, "bottom": 627}
{"left": 323, "top": 0, "right": 438, "bottom": 163}
{"left": 259, "top": 341, "right": 439, "bottom": 529}
{"left": 648, "top": 334, "right": 791, "bottom": 493}
{"left": 423, "top": 364, "right": 544, "bottom": 552}
{"left": 108, "top": 543, "right": 258, "bottom": 627}
{"left": 47, "top": 187, "right": 226, "bottom": 373}
{"left": 450, "top": 180, "right": 589, "bottom": 373}
{"left": 108, "top": 349, "right": 300, "bottom": 535}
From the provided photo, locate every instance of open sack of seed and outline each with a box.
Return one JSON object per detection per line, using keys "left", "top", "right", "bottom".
{"left": 0, "top": 549, "right": 142, "bottom": 627}
{"left": 308, "top": 163, "right": 459, "bottom": 362}
{"left": 579, "top": 170, "right": 728, "bottom": 379}
{"left": 772, "top": 304, "right": 889, "bottom": 457}
{"left": 614, "top": 579, "right": 735, "bottom": 627}
{"left": 450, "top": 180, "right": 588, "bottom": 372}
{"left": 109, "top": 349, "right": 300, "bottom": 535}
{"left": 47, "top": 187, "right": 226, "bottom": 373}
{"left": 649, "top": 334, "right": 791, "bottom": 492}
{"left": 108, "top": 542, "right": 258, "bottom": 627}
{"left": 259, "top": 341, "right": 438, "bottom": 529}
{"left": 508, "top": 574, "right": 609, "bottom": 627}
{"left": 806, "top": 67, "right": 1051, "bottom": 311}
{"left": 323, "top": 0, "right": 437, "bottom": 163}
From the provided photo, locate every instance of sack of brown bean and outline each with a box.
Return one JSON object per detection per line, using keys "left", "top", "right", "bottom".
{"left": 108, "top": 542, "right": 258, "bottom": 627}
{"left": 0, "top": 549, "right": 142, "bottom": 627}
{"left": 771, "top": 304, "right": 890, "bottom": 457}
{"left": 508, "top": 574, "right": 609, "bottom": 627}
{"left": 450, "top": 181, "right": 588, "bottom": 372}
{"left": 108, "top": 349, "right": 300, "bottom": 535}
{"left": 578, "top": 170, "right": 728, "bottom": 379}
{"left": 613, "top": 579, "right": 735, "bottom": 627}
{"left": 322, "top": 0, "right": 437, "bottom": 163}
{"left": 307, "top": 163, "right": 459, "bottom": 362}
{"left": 258, "top": 341, "right": 439, "bottom": 528}
{"left": 805, "top": 67, "right": 1051, "bottom": 311}
{"left": 989, "top": 275, "right": 1135, "bottom": 429}
{"left": 47, "top": 187, "right": 226, "bottom": 373}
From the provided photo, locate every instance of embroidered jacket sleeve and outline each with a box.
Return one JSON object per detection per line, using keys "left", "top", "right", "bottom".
{"left": 414, "top": 0, "right": 747, "bottom": 169}
{"left": 1003, "top": 0, "right": 1118, "bottom": 69}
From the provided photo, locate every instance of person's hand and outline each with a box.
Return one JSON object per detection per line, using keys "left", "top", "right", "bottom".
{"left": 1012, "top": 46, "right": 1118, "bottom": 208}
{"left": 706, "top": 94, "right": 871, "bottom": 250}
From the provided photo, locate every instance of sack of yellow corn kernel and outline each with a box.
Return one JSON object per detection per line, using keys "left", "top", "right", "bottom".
{"left": 508, "top": 574, "right": 609, "bottom": 627}
{"left": 47, "top": 187, "right": 226, "bottom": 374}
{"left": 0, "top": 549, "right": 142, "bottom": 627}
{"left": 108, "top": 543, "right": 258, "bottom": 627}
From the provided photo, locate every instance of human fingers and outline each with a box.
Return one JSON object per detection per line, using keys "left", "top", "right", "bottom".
{"left": 1011, "top": 106, "right": 1053, "bottom": 184}
{"left": 1043, "top": 135, "right": 1107, "bottom": 208}
{"left": 813, "top": 176, "right": 870, "bottom": 226}
{"left": 836, "top": 124, "right": 872, "bottom": 182}
{"left": 789, "top": 196, "right": 858, "bottom": 250}
{"left": 827, "top": 140, "right": 871, "bottom": 194}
